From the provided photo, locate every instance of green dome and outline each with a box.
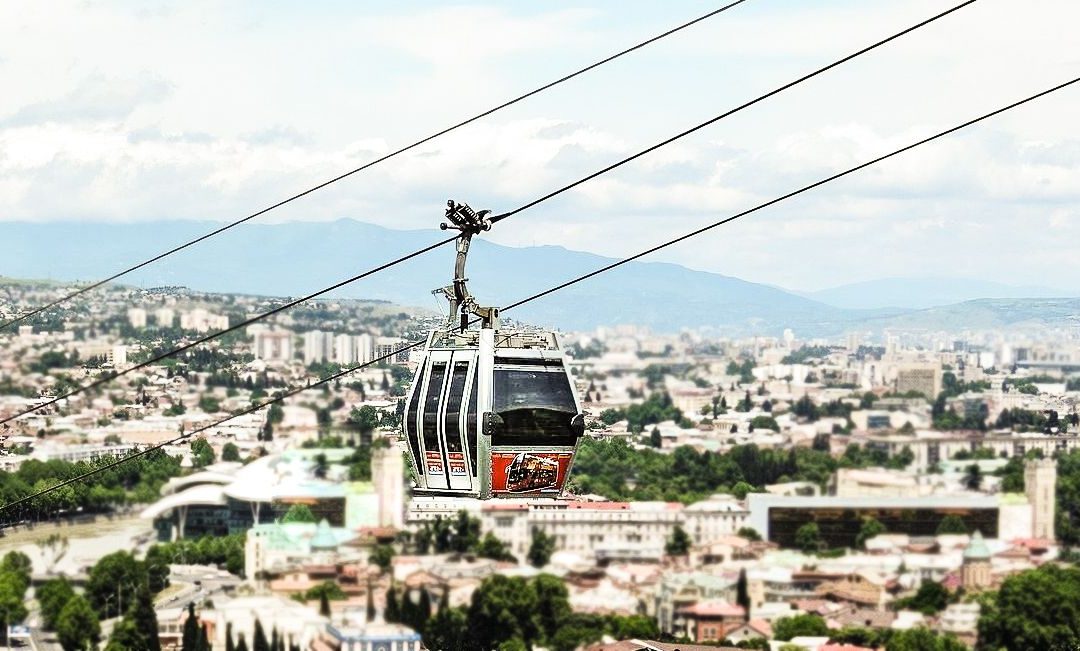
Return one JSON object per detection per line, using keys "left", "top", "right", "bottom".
{"left": 963, "top": 530, "right": 991, "bottom": 560}
{"left": 311, "top": 518, "right": 338, "bottom": 551}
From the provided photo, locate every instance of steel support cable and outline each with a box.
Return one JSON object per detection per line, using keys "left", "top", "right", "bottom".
{"left": 6, "top": 76, "right": 1075, "bottom": 522}
{"left": 0, "top": 0, "right": 752, "bottom": 331}
{"left": 489, "top": 0, "right": 978, "bottom": 225}
{"left": 499, "top": 77, "right": 1080, "bottom": 312}
{"left": 0, "top": 1, "right": 966, "bottom": 426}
{"left": 0, "top": 235, "right": 456, "bottom": 426}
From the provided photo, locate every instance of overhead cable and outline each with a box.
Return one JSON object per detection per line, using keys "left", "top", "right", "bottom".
{"left": 0, "top": 0, "right": 977, "bottom": 425}
{"left": 5, "top": 73, "right": 1075, "bottom": 520}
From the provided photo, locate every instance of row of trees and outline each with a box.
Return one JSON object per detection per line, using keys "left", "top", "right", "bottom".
{"left": 569, "top": 438, "right": 909, "bottom": 504}
{"left": 422, "top": 574, "right": 658, "bottom": 651}
{"left": 0, "top": 448, "right": 182, "bottom": 522}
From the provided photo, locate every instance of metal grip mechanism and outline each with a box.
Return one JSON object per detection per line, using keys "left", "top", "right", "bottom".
{"left": 434, "top": 200, "right": 499, "bottom": 332}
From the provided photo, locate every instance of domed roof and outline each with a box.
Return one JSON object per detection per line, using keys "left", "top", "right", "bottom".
{"left": 963, "top": 530, "right": 991, "bottom": 560}
{"left": 311, "top": 519, "right": 338, "bottom": 551}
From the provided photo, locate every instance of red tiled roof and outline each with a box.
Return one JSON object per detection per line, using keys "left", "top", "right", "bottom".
{"left": 677, "top": 601, "right": 746, "bottom": 618}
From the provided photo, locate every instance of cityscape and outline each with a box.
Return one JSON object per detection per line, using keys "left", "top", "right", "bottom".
{"left": 2, "top": 276, "right": 1080, "bottom": 651}
{"left": 2, "top": 1, "right": 1079, "bottom": 651}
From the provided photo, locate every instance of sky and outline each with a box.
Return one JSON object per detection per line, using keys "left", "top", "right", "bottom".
{"left": 0, "top": 0, "right": 1078, "bottom": 292}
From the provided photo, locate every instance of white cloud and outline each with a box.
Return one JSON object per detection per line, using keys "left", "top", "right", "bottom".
{"left": 0, "top": 0, "right": 1078, "bottom": 292}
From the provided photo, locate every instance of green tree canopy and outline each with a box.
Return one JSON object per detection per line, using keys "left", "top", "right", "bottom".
{"left": 282, "top": 504, "right": 317, "bottom": 523}
{"left": 56, "top": 594, "right": 101, "bottom": 651}
{"left": 773, "top": 614, "right": 828, "bottom": 641}
{"left": 978, "top": 564, "right": 1080, "bottom": 651}
{"left": 665, "top": 525, "right": 692, "bottom": 556}
{"left": 527, "top": 528, "right": 555, "bottom": 568}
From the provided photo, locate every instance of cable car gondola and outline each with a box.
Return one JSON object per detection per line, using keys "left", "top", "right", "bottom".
{"left": 402, "top": 201, "right": 586, "bottom": 499}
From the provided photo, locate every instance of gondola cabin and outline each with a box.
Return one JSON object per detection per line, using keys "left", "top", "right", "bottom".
{"left": 403, "top": 327, "right": 585, "bottom": 499}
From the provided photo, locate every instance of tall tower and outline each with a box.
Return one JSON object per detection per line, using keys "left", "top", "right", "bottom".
{"left": 1025, "top": 458, "right": 1057, "bottom": 540}
{"left": 372, "top": 442, "right": 405, "bottom": 529}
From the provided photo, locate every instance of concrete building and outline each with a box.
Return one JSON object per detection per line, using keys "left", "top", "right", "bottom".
{"left": 155, "top": 307, "right": 175, "bottom": 328}
{"left": 127, "top": 308, "right": 147, "bottom": 329}
{"left": 863, "top": 431, "right": 1080, "bottom": 473}
{"left": 746, "top": 494, "right": 1028, "bottom": 549}
{"left": 180, "top": 309, "right": 229, "bottom": 333}
{"left": 304, "top": 330, "right": 334, "bottom": 364}
{"left": 406, "top": 494, "right": 749, "bottom": 564}
{"left": 373, "top": 444, "right": 405, "bottom": 529}
{"left": 1025, "top": 458, "right": 1057, "bottom": 540}
{"left": 254, "top": 329, "right": 294, "bottom": 362}
{"left": 356, "top": 333, "right": 375, "bottom": 364}
{"left": 895, "top": 365, "right": 941, "bottom": 399}
{"left": 334, "top": 334, "right": 357, "bottom": 365}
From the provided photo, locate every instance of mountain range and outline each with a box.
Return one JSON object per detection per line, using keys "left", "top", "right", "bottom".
{"left": 2, "top": 219, "right": 1077, "bottom": 335}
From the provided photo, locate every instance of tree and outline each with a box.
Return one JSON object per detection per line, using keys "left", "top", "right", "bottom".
{"left": 527, "top": 528, "right": 555, "bottom": 568}
{"left": 226, "top": 623, "right": 236, "bottom": 651}
{"left": 532, "top": 574, "right": 572, "bottom": 638}
{"left": 936, "top": 515, "right": 968, "bottom": 535}
{"left": 732, "top": 481, "right": 754, "bottom": 500}
{"left": 86, "top": 551, "right": 146, "bottom": 619}
{"left": 735, "top": 568, "right": 751, "bottom": 617}
{"left": 737, "top": 527, "right": 762, "bottom": 541}
{"left": 282, "top": 504, "right": 317, "bottom": 523}
{"left": 795, "top": 522, "right": 822, "bottom": 553}
{"left": 319, "top": 591, "right": 331, "bottom": 617}
{"left": 467, "top": 575, "right": 540, "bottom": 650}
{"left": 856, "top": 517, "right": 887, "bottom": 549}
{"left": 424, "top": 606, "right": 469, "bottom": 651}
{"left": 370, "top": 544, "right": 395, "bottom": 572}
{"left": 896, "top": 580, "right": 949, "bottom": 616}
{"left": 978, "top": 564, "right": 1080, "bottom": 650}
{"left": 253, "top": 619, "right": 270, "bottom": 651}
{"left": 182, "top": 603, "right": 200, "bottom": 651}
{"left": 964, "top": 463, "right": 983, "bottom": 491}
{"left": 0, "top": 572, "right": 29, "bottom": 647}
{"left": 236, "top": 633, "right": 249, "bottom": 651}
{"left": 56, "top": 595, "right": 101, "bottom": 651}
{"left": 385, "top": 586, "right": 400, "bottom": 623}
{"left": 38, "top": 577, "right": 75, "bottom": 630}
{"left": 887, "top": 627, "right": 967, "bottom": 651}
{"left": 106, "top": 619, "right": 146, "bottom": 651}
{"left": 650, "top": 426, "right": 662, "bottom": 448}
{"left": 1, "top": 551, "right": 31, "bottom": 581}
{"left": 222, "top": 442, "right": 241, "bottom": 462}
{"left": 750, "top": 415, "right": 780, "bottom": 431}
{"left": 190, "top": 438, "right": 215, "bottom": 468}
{"left": 475, "top": 532, "right": 516, "bottom": 563}
{"left": 126, "top": 582, "right": 161, "bottom": 651}
{"left": 773, "top": 614, "right": 828, "bottom": 640}
{"left": 665, "top": 525, "right": 692, "bottom": 556}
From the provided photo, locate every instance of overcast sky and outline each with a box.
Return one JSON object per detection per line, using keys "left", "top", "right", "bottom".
{"left": 1, "top": 0, "right": 1077, "bottom": 292}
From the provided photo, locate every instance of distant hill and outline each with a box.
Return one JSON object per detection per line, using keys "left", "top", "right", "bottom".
{"left": 1, "top": 219, "right": 1075, "bottom": 335}
{"left": 804, "top": 277, "right": 1072, "bottom": 310}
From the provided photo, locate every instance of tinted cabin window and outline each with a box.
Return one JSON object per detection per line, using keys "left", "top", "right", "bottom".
{"left": 492, "top": 366, "right": 578, "bottom": 447}
{"left": 423, "top": 362, "right": 447, "bottom": 454}
{"left": 467, "top": 367, "right": 479, "bottom": 476}
{"left": 444, "top": 362, "right": 469, "bottom": 453}
{"left": 405, "top": 364, "right": 425, "bottom": 465}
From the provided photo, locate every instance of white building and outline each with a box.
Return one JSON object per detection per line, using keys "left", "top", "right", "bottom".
{"left": 334, "top": 334, "right": 357, "bottom": 365}
{"left": 180, "top": 309, "right": 229, "bottom": 333}
{"left": 155, "top": 308, "right": 175, "bottom": 328}
{"left": 254, "top": 329, "right": 294, "bottom": 362}
{"left": 304, "top": 330, "right": 334, "bottom": 364}
{"left": 405, "top": 495, "right": 750, "bottom": 564}
{"left": 127, "top": 308, "right": 147, "bottom": 329}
